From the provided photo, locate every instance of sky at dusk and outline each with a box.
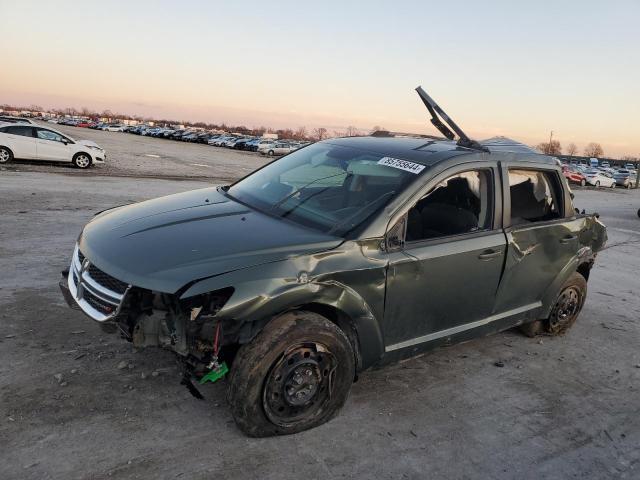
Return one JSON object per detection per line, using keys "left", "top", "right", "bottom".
{"left": 1, "top": 0, "right": 638, "bottom": 156}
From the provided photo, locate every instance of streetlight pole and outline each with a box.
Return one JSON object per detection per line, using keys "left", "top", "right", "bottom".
{"left": 549, "top": 130, "right": 554, "bottom": 154}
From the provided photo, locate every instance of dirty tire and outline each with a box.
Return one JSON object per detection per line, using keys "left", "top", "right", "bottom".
{"left": 228, "top": 310, "right": 355, "bottom": 437}
{"left": 546, "top": 272, "right": 587, "bottom": 335}
{"left": 520, "top": 272, "right": 587, "bottom": 337}
{"left": 0, "top": 146, "right": 13, "bottom": 164}
{"left": 72, "top": 152, "right": 92, "bottom": 169}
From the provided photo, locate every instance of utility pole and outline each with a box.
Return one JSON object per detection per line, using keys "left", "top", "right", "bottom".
{"left": 549, "top": 131, "right": 554, "bottom": 154}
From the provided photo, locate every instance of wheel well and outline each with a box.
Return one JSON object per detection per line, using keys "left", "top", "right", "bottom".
{"left": 74, "top": 151, "right": 92, "bottom": 160}
{"left": 577, "top": 262, "right": 591, "bottom": 281}
{"left": 296, "top": 303, "right": 362, "bottom": 372}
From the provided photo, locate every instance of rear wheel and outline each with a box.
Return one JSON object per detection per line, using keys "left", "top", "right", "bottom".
{"left": 580, "top": 179, "right": 586, "bottom": 187}
{"left": 611, "top": 182, "right": 616, "bottom": 189}
{"left": 268, "top": 150, "right": 275, "bottom": 156}
{"left": 72, "top": 153, "right": 92, "bottom": 169}
{"left": 0, "top": 146, "right": 13, "bottom": 164}
{"left": 228, "top": 311, "right": 355, "bottom": 437}
{"left": 520, "top": 272, "right": 587, "bottom": 337}
{"left": 595, "top": 181, "right": 600, "bottom": 188}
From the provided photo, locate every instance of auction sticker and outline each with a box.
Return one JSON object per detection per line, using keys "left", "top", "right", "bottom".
{"left": 377, "top": 157, "right": 425, "bottom": 174}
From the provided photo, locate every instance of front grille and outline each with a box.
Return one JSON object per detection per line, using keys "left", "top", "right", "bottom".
{"left": 68, "top": 245, "right": 131, "bottom": 322}
{"left": 87, "top": 264, "right": 128, "bottom": 294}
{"left": 84, "top": 290, "right": 116, "bottom": 315}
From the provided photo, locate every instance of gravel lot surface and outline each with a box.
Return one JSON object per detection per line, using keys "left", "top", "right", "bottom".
{"left": 1, "top": 146, "right": 639, "bottom": 479}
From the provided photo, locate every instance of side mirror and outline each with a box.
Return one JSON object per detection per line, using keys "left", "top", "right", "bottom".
{"left": 61, "top": 139, "right": 69, "bottom": 145}
{"left": 385, "top": 216, "right": 407, "bottom": 252}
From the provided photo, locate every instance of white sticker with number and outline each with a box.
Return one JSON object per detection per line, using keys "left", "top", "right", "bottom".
{"left": 377, "top": 157, "right": 426, "bottom": 174}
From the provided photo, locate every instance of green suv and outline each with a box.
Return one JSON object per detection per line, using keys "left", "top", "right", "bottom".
{"left": 60, "top": 89, "right": 607, "bottom": 436}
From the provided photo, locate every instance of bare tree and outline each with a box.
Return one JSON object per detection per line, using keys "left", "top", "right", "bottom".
{"left": 536, "top": 140, "right": 562, "bottom": 155}
{"left": 371, "top": 125, "right": 384, "bottom": 133}
{"left": 566, "top": 143, "right": 578, "bottom": 156}
{"left": 345, "top": 125, "right": 360, "bottom": 137}
{"left": 583, "top": 142, "right": 604, "bottom": 158}
{"left": 313, "top": 127, "right": 328, "bottom": 140}
{"left": 294, "top": 126, "right": 307, "bottom": 140}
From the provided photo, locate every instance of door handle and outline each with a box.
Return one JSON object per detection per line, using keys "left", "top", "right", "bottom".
{"left": 478, "top": 249, "right": 502, "bottom": 260}
{"left": 560, "top": 235, "right": 577, "bottom": 244}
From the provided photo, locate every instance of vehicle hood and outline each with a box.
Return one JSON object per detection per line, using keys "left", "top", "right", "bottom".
{"left": 78, "top": 187, "right": 342, "bottom": 293}
{"left": 77, "top": 139, "right": 102, "bottom": 149}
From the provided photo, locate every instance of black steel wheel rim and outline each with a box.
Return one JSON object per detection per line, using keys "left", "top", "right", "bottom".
{"left": 549, "top": 286, "right": 581, "bottom": 333}
{"left": 263, "top": 343, "right": 337, "bottom": 427}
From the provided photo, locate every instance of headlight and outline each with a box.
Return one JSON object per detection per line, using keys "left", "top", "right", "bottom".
{"left": 87, "top": 145, "right": 103, "bottom": 151}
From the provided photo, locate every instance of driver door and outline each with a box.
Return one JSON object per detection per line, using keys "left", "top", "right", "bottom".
{"left": 35, "top": 128, "right": 72, "bottom": 161}
{"left": 383, "top": 164, "right": 506, "bottom": 351}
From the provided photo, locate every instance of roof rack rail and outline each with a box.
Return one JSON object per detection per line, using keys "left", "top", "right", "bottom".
{"left": 415, "top": 86, "right": 489, "bottom": 153}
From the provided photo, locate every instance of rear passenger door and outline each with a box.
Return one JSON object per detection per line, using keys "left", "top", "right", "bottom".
{"left": 1, "top": 125, "right": 37, "bottom": 159}
{"left": 383, "top": 162, "right": 506, "bottom": 350}
{"left": 493, "top": 165, "right": 582, "bottom": 315}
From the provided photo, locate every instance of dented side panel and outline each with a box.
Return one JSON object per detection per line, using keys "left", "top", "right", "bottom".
{"left": 179, "top": 239, "right": 389, "bottom": 369}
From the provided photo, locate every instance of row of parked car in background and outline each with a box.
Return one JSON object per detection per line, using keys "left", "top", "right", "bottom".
{"left": 48, "top": 118, "right": 310, "bottom": 156}
{"left": 562, "top": 161, "right": 638, "bottom": 189}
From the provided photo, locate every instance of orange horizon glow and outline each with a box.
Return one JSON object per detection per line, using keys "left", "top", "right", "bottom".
{"left": 1, "top": 1, "right": 638, "bottom": 157}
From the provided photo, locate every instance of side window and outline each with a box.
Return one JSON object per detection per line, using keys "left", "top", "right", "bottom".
{"left": 37, "top": 129, "right": 64, "bottom": 142}
{"left": 7, "top": 126, "right": 34, "bottom": 137}
{"left": 508, "top": 169, "right": 562, "bottom": 225}
{"left": 405, "top": 170, "right": 493, "bottom": 241}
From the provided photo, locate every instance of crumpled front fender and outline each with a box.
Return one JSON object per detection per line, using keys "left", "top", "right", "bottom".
{"left": 179, "top": 240, "right": 388, "bottom": 370}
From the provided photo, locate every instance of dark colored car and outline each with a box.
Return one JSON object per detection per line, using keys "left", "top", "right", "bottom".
{"left": 59, "top": 89, "right": 607, "bottom": 437}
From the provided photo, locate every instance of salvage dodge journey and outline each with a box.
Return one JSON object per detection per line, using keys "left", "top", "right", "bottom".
{"left": 60, "top": 88, "right": 607, "bottom": 436}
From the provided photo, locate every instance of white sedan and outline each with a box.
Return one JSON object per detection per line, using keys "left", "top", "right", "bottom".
{"left": 258, "top": 142, "right": 296, "bottom": 156}
{"left": 583, "top": 169, "right": 616, "bottom": 188}
{"left": 0, "top": 124, "right": 105, "bottom": 168}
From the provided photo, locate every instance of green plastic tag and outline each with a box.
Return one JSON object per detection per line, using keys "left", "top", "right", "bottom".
{"left": 199, "top": 362, "right": 229, "bottom": 384}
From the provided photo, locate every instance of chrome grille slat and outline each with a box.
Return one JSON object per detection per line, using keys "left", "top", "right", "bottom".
{"left": 68, "top": 245, "right": 130, "bottom": 322}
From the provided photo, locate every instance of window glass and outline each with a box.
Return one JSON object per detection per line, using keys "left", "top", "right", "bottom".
{"left": 405, "top": 170, "right": 493, "bottom": 241}
{"left": 508, "top": 169, "right": 561, "bottom": 225}
{"left": 6, "top": 126, "right": 34, "bottom": 137}
{"left": 228, "top": 143, "right": 422, "bottom": 236}
{"left": 37, "top": 129, "right": 65, "bottom": 142}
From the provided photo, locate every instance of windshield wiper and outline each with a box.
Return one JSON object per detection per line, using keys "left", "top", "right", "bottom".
{"left": 270, "top": 172, "right": 351, "bottom": 212}
{"left": 327, "top": 191, "right": 395, "bottom": 236}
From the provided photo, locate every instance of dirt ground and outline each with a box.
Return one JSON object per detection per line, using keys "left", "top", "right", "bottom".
{"left": 1, "top": 141, "right": 640, "bottom": 479}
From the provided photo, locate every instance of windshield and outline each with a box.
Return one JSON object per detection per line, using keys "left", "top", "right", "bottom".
{"left": 227, "top": 143, "right": 424, "bottom": 236}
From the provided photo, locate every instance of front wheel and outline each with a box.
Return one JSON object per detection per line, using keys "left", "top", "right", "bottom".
{"left": 0, "top": 146, "right": 13, "bottom": 164}
{"left": 520, "top": 272, "right": 587, "bottom": 337}
{"left": 228, "top": 311, "right": 355, "bottom": 437}
{"left": 267, "top": 150, "right": 275, "bottom": 156}
{"left": 595, "top": 181, "right": 600, "bottom": 188}
{"left": 72, "top": 153, "right": 92, "bottom": 169}
{"left": 611, "top": 182, "right": 616, "bottom": 189}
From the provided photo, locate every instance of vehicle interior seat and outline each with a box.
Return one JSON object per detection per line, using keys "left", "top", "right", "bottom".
{"left": 405, "top": 177, "right": 480, "bottom": 240}
{"left": 510, "top": 179, "right": 547, "bottom": 225}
